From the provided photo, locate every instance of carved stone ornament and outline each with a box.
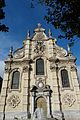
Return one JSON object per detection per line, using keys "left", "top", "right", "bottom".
{"left": 13, "top": 47, "right": 24, "bottom": 59}
{"left": 53, "top": 45, "right": 67, "bottom": 57}
{"left": 36, "top": 33, "right": 45, "bottom": 40}
{"left": 50, "top": 63, "right": 56, "bottom": 72}
{"left": 23, "top": 66, "right": 29, "bottom": 72}
{"left": 36, "top": 78, "right": 45, "bottom": 89}
{"left": 8, "top": 95, "right": 20, "bottom": 108}
{"left": 38, "top": 81, "right": 44, "bottom": 89}
{"left": 34, "top": 41, "right": 46, "bottom": 55}
{"left": 63, "top": 93, "right": 76, "bottom": 107}
{"left": 5, "top": 67, "right": 9, "bottom": 73}
{"left": 71, "top": 65, "right": 76, "bottom": 71}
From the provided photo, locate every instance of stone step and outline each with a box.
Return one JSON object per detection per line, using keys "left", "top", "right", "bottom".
{"left": 47, "top": 118, "right": 57, "bottom": 120}
{"left": 27, "top": 118, "right": 57, "bottom": 120}
{"left": 26, "top": 118, "right": 57, "bottom": 120}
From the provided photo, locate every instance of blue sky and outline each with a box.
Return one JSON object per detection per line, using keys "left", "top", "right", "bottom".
{"left": 0, "top": 0, "right": 80, "bottom": 78}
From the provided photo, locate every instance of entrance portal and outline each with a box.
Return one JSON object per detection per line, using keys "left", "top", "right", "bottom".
{"left": 36, "top": 97, "right": 47, "bottom": 116}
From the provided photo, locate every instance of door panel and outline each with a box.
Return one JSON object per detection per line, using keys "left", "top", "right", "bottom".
{"left": 36, "top": 97, "right": 47, "bottom": 115}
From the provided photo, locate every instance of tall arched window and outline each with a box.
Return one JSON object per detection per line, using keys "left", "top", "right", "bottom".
{"left": 36, "top": 58, "right": 44, "bottom": 75}
{"left": 61, "top": 69, "right": 70, "bottom": 87}
{"left": 11, "top": 71, "right": 20, "bottom": 89}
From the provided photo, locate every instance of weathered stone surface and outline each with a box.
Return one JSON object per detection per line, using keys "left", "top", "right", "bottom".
{"left": 0, "top": 24, "right": 80, "bottom": 120}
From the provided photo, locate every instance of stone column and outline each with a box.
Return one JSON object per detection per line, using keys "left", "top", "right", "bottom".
{"left": 47, "top": 93, "right": 51, "bottom": 118}
{"left": 22, "top": 66, "right": 29, "bottom": 118}
{"left": 49, "top": 62, "right": 63, "bottom": 120}
{"left": 31, "top": 92, "right": 35, "bottom": 116}
{"left": 70, "top": 66, "right": 80, "bottom": 110}
{"left": 0, "top": 68, "right": 10, "bottom": 120}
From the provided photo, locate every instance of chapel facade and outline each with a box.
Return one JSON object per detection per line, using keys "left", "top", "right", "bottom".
{"left": 0, "top": 24, "right": 80, "bottom": 120}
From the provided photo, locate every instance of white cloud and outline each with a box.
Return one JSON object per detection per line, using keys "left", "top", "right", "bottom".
{"left": 0, "top": 61, "right": 5, "bottom": 78}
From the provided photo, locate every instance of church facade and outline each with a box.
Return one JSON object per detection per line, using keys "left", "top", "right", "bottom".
{"left": 0, "top": 24, "right": 80, "bottom": 120}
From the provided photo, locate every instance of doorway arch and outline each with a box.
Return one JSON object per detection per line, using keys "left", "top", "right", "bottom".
{"left": 36, "top": 97, "right": 47, "bottom": 116}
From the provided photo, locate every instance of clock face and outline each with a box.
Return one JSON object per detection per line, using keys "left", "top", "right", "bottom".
{"left": 38, "top": 82, "right": 44, "bottom": 88}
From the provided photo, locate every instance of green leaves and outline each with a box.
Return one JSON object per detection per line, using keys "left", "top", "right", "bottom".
{"left": 44, "top": 0, "right": 80, "bottom": 40}
{"left": 0, "top": 9, "right": 5, "bottom": 19}
{"left": 0, "top": 0, "right": 8, "bottom": 32}
{"left": 31, "top": 0, "right": 80, "bottom": 41}
{"left": 0, "top": 0, "right": 5, "bottom": 8}
{"left": 0, "top": 24, "right": 8, "bottom": 32}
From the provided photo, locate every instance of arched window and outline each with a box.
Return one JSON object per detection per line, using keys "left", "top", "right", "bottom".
{"left": 11, "top": 71, "right": 20, "bottom": 89}
{"left": 36, "top": 58, "right": 44, "bottom": 75}
{"left": 61, "top": 69, "right": 70, "bottom": 87}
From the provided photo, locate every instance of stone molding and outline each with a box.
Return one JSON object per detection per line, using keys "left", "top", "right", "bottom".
{"left": 63, "top": 93, "right": 76, "bottom": 107}
{"left": 8, "top": 95, "right": 20, "bottom": 108}
{"left": 5, "top": 66, "right": 11, "bottom": 73}
{"left": 13, "top": 47, "right": 24, "bottom": 59}
{"left": 50, "top": 63, "right": 56, "bottom": 72}
{"left": 71, "top": 65, "right": 76, "bottom": 71}
{"left": 23, "top": 66, "right": 29, "bottom": 73}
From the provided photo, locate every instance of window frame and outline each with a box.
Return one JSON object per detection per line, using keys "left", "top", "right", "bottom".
{"left": 11, "top": 71, "right": 20, "bottom": 89}
{"left": 58, "top": 67, "right": 73, "bottom": 90}
{"left": 61, "top": 69, "right": 70, "bottom": 88}
{"left": 34, "top": 57, "right": 47, "bottom": 78}
{"left": 9, "top": 68, "right": 21, "bottom": 91}
{"left": 36, "top": 58, "right": 44, "bottom": 75}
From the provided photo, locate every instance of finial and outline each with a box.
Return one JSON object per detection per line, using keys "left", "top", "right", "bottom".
{"left": 67, "top": 44, "right": 71, "bottom": 54}
{"left": 48, "top": 29, "right": 52, "bottom": 38}
{"left": 38, "top": 23, "right": 41, "bottom": 28}
{"left": 27, "top": 30, "right": 30, "bottom": 39}
{"left": 8, "top": 46, "right": 13, "bottom": 59}
{"left": 53, "top": 38, "right": 57, "bottom": 45}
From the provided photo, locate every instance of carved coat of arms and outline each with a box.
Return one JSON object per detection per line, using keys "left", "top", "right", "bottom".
{"left": 34, "top": 41, "right": 46, "bottom": 55}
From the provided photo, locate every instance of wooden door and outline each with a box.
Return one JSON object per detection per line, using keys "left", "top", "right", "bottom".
{"left": 36, "top": 97, "right": 47, "bottom": 116}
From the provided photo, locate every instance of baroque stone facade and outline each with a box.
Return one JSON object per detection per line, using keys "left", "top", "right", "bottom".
{"left": 0, "top": 23, "right": 80, "bottom": 120}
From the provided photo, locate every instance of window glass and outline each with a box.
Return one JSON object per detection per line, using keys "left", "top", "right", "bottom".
{"left": 36, "top": 58, "right": 44, "bottom": 75}
{"left": 61, "top": 69, "right": 70, "bottom": 87}
{"left": 11, "top": 71, "right": 20, "bottom": 89}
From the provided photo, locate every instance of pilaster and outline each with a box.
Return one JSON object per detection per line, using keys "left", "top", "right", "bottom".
{"left": 0, "top": 71, "right": 9, "bottom": 112}
{"left": 22, "top": 66, "right": 29, "bottom": 112}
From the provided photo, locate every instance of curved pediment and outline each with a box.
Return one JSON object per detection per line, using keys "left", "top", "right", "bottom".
{"left": 53, "top": 44, "right": 67, "bottom": 58}
{"left": 13, "top": 47, "right": 24, "bottom": 59}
